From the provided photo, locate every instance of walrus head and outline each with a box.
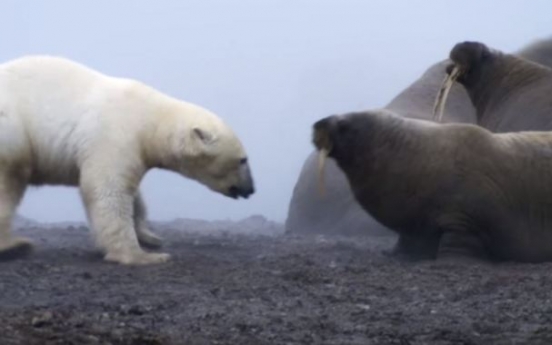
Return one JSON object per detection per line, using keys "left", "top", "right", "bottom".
{"left": 312, "top": 111, "right": 392, "bottom": 196}
{"left": 447, "top": 41, "right": 494, "bottom": 84}
{"left": 433, "top": 41, "right": 494, "bottom": 122}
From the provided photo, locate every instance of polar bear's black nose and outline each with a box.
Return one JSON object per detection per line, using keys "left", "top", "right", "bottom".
{"left": 242, "top": 186, "right": 255, "bottom": 198}
{"left": 228, "top": 186, "right": 239, "bottom": 199}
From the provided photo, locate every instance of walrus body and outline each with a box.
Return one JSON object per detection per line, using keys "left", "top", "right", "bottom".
{"left": 286, "top": 37, "right": 552, "bottom": 237}
{"left": 313, "top": 110, "right": 552, "bottom": 262}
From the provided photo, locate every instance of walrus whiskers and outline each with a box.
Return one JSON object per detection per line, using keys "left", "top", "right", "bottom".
{"left": 317, "top": 148, "right": 329, "bottom": 197}
{"left": 432, "top": 65, "right": 461, "bottom": 122}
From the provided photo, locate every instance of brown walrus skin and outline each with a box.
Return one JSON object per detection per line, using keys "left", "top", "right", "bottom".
{"left": 313, "top": 109, "right": 552, "bottom": 262}
{"left": 445, "top": 41, "right": 552, "bottom": 131}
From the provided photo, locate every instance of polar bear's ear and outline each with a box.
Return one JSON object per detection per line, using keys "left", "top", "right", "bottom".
{"left": 193, "top": 127, "right": 216, "bottom": 145}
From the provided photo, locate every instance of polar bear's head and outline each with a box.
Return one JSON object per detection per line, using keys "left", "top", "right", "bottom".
{"left": 189, "top": 126, "right": 255, "bottom": 199}
{"left": 161, "top": 104, "right": 255, "bottom": 200}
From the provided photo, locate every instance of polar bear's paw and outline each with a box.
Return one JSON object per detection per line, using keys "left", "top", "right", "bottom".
{"left": 104, "top": 250, "right": 171, "bottom": 265}
{"left": 0, "top": 237, "right": 34, "bottom": 260}
{"left": 136, "top": 229, "right": 163, "bottom": 249}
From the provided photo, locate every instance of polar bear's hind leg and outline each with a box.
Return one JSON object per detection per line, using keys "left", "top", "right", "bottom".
{"left": 0, "top": 172, "right": 33, "bottom": 260}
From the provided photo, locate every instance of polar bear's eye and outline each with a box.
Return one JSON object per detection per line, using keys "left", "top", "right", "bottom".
{"left": 239, "top": 158, "right": 247, "bottom": 165}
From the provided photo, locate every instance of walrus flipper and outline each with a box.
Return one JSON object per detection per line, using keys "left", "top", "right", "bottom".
{"left": 383, "top": 233, "right": 441, "bottom": 261}
{"left": 437, "top": 230, "right": 491, "bottom": 262}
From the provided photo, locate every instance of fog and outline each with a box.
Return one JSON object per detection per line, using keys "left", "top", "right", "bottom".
{"left": 1, "top": 0, "right": 550, "bottom": 223}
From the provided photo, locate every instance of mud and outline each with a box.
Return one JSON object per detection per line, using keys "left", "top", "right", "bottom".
{"left": 2, "top": 220, "right": 552, "bottom": 345}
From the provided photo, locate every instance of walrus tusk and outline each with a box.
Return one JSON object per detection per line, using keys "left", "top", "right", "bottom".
{"left": 432, "top": 65, "right": 461, "bottom": 122}
{"left": 317, "top": 148, "right": 329, "bottom": 197}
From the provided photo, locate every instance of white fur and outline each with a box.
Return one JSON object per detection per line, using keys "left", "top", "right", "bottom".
{"left": 0, "top": 55, "right": 250, "bottom": 265}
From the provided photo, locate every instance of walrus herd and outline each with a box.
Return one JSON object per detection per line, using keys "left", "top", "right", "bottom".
{"left": 287, "top": 37, "right": 552, "bottom": 239}
{"left": 303, "top": 38, "right": 552, "bottom": 263}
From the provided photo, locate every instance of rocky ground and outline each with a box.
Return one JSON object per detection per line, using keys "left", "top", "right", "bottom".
{"left": 2, "top": 216, "right": 552, "bottom": 345}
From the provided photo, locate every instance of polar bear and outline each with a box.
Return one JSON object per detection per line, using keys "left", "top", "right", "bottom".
{"left": 0, "top": 55, "right": 255, "bottom": 265}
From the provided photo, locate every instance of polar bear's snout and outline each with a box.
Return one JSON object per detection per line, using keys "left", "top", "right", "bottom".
{"left": 228, "top": 184, "right": 254, "bottom": 199}
{"left": 228, "top": 159, "right": 255, "bottom": 199}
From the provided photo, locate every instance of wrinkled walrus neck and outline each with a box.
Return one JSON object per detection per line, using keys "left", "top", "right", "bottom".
{"left": 466, "top": 56, "right": 552, "bottom": 130}
{"left": 335, "top": 117, "right": 443, "bottom": 230}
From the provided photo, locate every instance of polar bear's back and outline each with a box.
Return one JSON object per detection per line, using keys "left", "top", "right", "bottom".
{"left": 0, "top": 55, "right": 114, "bottom": 116}
{"left": 1, "top": 55, "right": 107, "bottom": 78}
{"left": 0, "top": 56, "right": 132, "bottom": 185}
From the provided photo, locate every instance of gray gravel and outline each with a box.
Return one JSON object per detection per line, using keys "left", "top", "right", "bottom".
{"left": 1, "top": 217, "right": 551, "bottom": 344}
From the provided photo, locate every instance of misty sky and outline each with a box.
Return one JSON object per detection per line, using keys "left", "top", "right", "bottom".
{"left": 0, "top": 0, "right": 550, "bottom": 223}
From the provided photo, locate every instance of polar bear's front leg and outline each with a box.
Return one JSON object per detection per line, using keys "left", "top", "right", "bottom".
{"left": 80, "top": 168, "right": 170, "bottom": 265}
{"left": 0, "top": 174, "right": 33, "bottom": 260}
{"left": 133, "top": 192, "right": 163, "bottom": 249}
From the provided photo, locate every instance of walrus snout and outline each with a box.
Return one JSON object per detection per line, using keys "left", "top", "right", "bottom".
{"left": 312, "top": 116, "right": 339, "bottom": 197}
{"left": 312, "top": 116, "right": 338, "bottom": 153}
{"left": 445, "top": 63, "right": 456, "bottom": 75}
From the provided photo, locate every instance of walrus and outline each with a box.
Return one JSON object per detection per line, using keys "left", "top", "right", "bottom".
{"left": 286, "top": 36, "right": 552, "bottom": 238}
{"left": 434, "top": 41, "right": 552, "bottom": 130}
{"left": 313, "top": 109, "right": 552, "bottom": 262}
